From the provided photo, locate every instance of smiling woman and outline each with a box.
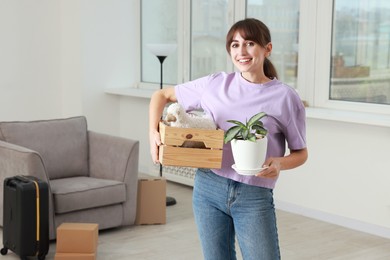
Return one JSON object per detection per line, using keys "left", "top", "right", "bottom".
{"left": 149, "top": 18, "right": 308, "bottom": 260}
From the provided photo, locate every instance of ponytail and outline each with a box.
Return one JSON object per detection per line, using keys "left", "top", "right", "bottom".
{"left": 264, "top": 57, "right": 278, "bottom": 79}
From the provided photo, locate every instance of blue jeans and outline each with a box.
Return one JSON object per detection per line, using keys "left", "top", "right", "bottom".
{"left": 193, "top": 169, "right": 280, "bottom": 260}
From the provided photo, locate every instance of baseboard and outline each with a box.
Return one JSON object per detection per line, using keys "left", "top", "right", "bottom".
{"left": 275, "top": 200, "right": 390, "bottom": 239}
{"left": 163, "top": 172, "right": 195, "bottom": 187}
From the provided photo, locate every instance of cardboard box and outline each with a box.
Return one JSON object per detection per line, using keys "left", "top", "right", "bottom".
{"left": 56, "top": 223, "right": 98, "bottom": 254}
{"left": 333, "top": 66, "right": 370, "bottom": 78}
{"left": 135, "top": 178, "right": 166, "bottom": 225}
{"left": 159, "top": 122, "right": 224, "bottom": 168}
{"left": 55, "top": 253, "right": 96, "bottom": 260}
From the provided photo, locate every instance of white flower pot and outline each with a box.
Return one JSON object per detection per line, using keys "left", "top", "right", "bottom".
{"left": 231, "top": 137, "right": 267, "bottom": 170}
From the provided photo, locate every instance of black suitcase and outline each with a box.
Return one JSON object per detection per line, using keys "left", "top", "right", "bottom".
{"left": 1, "top": 175, "right": 49, "bottom": 260}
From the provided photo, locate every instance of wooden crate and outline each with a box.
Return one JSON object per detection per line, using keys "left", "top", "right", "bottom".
{"left": 159, "top": 122, "right": 224, "bottom": 169}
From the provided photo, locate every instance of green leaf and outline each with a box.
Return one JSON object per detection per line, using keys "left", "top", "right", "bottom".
{"left": 255, "top": 128, "right": 268, "bottom": 136}
{"left": 248, "top": 134, "right": 257, "bottom": 142}
{"left": 241, "top": 128, "right": 249, "bottom": 140}
{"left": 247, "top": 112, "right": 267, "bottom": 126}
{"left": 252, "top": 121, "right": 264, "bottom": 128}
{"left": 252, "top": 123, "right": 268, "bottom": 136}
{"left": 226, "top": 120, "right": 246, "bottom": 128}
{"left": 224, "top": 125, "right": 242, "bottom": 143}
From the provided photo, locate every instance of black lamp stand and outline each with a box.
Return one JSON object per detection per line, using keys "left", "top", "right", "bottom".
{"left": 156, "top": 55, "right": 177, "bottom": 207}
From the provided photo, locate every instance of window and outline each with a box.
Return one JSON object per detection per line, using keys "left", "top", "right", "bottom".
{"left": 140, "top": 0, "right": 390, "bottom": 117}
{"left": 141, "top": 0, "right": 300, "bottom": 86}
{"left": 191, "top": 0, "right": 231, "bottom": 79}
{"left": 141, "top": 0, "right": 178, "bottom": 85}
{"left": 330, "top": 0, "right": 390, "bottom": 105}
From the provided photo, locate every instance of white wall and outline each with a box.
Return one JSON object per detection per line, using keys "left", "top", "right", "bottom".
{"left": 1, "top": 0, "right": 389, "bottom": 239}
{"left": 119, "top": 96, "right": 154, "bottom": 175}
{"left": 0, "top": 0, "right": 62, "bottom": 121}
{"left": 60, "top": 0, "right": 139, "bottom": 134}
{"left": 76, "top": 0, "right": 137, "bottom": 134}
{"left": 0, "top": 0, "right": 138, "bottom": 135}
{"left": 275, "top": 118, "right": 390, "bottom": 238}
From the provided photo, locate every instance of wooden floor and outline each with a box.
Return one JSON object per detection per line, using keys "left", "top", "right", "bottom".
{"left": 1, "top": 181, "right": 389, "bottom": 259}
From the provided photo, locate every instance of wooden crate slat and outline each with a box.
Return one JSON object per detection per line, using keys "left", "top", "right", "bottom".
{"left": 159, "top": 146, "right": 223, "bottom": 169}
{"left": 159, "top": 122, "right": 224, "bottom": 149}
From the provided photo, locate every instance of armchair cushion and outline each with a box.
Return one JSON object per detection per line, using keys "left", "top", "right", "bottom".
{"left": 0, "top": 117, "right": 89, "bottom": 179}
{"left": 50, "top": 176, "right": 126, "bottom": 214}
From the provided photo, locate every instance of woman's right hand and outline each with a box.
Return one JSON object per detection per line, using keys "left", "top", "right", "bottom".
{"left": 148, "top": 87, "right": 177, "bottom": 164}
{"left": 149, "top": 129, "right": 162, "bottom": 164}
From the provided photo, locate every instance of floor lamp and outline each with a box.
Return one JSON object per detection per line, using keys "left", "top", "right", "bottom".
{"left": 147, "top": 43, "right": 177, "bottom": 206}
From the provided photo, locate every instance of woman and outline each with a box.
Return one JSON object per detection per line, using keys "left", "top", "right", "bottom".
{"left": 149, "top": 18, "right": 308, "bottom": 260}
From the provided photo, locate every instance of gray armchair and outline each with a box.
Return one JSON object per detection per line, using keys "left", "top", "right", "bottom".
{"left": 0, "top": 116, "right": 139, "bottom": 240}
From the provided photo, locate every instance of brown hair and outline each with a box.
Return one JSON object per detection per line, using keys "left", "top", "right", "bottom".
{"left": 226, "top": 18, "right": 278, "bottom": 79}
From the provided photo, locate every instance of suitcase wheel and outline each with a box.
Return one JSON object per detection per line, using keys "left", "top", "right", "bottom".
{"left": 0, "top": 247, "right": 8, "bottom": 255}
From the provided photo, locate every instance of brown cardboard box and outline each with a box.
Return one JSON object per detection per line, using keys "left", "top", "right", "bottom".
{"left": 135, "top": 178, "right": 166, "bottom": 225}
{"left": 159, "top": 122, "right": 224, "bottom": 169}
{"left": 56, "top": 223, "right": 98, "bottom": 254}
{"left": 333, "top": 66, "right": 370, "bottom": 78}
{"left": 54, "top": 253, "right": 96, "bottom": 260}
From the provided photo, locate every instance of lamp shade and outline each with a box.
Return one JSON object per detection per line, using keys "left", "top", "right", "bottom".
{"left": 147, "top": 43, "right": 177, "bottom": 57}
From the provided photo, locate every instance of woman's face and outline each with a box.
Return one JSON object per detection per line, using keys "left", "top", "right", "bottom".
{"left": 229, "top": 31, "right": 271, "bottom": 75}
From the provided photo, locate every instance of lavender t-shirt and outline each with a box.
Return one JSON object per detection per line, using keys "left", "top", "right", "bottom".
{"left": 175, "top": 71, "right": 306, "bottom": 189}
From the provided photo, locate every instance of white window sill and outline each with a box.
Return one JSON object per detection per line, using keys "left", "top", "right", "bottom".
{"left": 306, "top": 107, "right": 390, "bottom": 128}
{"left": 105, "top": 88, "right": 390, "bottom": 128}
{"left": 105, "top": 87, "right": 156, "bottom": 99}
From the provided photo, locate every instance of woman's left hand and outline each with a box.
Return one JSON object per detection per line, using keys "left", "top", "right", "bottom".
{"left": 255, "top": 158, "right": 281, "bottom": 179}
{"left": 255, "top": 148, "right": 308, "bottom": 179}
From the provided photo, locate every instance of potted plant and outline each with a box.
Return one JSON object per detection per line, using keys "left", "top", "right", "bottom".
{"left": 224, "top": 112, "right": 268, "bottom": 174}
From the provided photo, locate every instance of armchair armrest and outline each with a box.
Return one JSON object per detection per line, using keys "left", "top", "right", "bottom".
{"left": 0, "top": 140, "right": 56, "bottom": 238}
{"left": 88, "top": 131, "right": 139, "bottom": 225}
{"left": 0, "top": 141, "right": 50, "bottom": 181}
